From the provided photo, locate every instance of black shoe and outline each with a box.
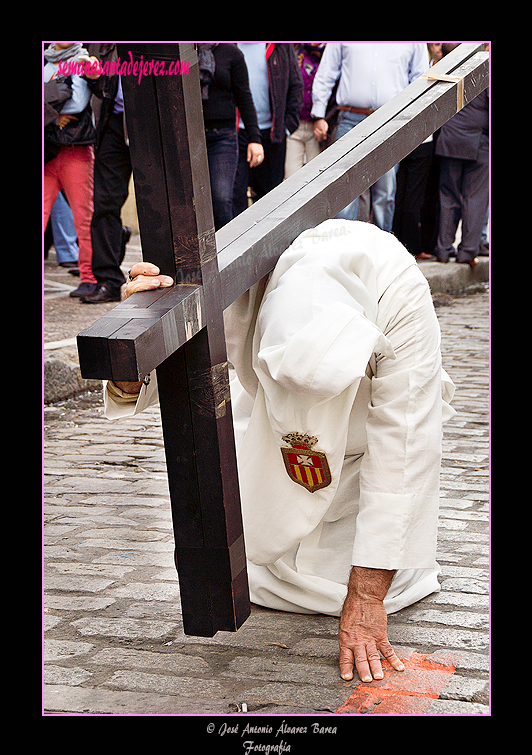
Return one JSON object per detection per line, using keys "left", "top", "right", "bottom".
{"left": 80, "top": 282, "right": 121, "bottom": 304}
{"left": 70, "top": 282, "right": 97, "bottom": 298}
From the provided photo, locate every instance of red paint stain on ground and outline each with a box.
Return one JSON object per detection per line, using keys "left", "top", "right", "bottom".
{"left": 336, "top": 651, "right": 457, "bottom": 715}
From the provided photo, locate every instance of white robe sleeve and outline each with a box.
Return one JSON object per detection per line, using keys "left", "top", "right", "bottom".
{"left": 351, "top": 268, "right": 448, "bottom": 570}
{"left": 103, "top": 371, "right": 159, "bottom": 420}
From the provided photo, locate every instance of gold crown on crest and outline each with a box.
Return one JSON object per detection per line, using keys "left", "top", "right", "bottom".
{"left": 282, "top": 432, "right": 318, "bottom": 449}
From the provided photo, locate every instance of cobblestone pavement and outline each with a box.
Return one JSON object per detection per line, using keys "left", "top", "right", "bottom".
{"left": 43, "top": 287, "right": 490, "bottom": 722}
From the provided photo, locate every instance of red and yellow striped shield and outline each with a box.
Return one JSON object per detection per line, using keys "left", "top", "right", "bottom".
{"left": 280, "top": 433, "right": 332, "bottom": 493}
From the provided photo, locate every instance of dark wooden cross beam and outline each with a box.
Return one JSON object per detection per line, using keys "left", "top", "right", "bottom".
{"left": 77, "top": 42, "right": 489, "bottom": 637}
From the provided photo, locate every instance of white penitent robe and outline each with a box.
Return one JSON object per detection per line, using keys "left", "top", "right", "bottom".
{"left": 104, "top": 220, "right": 455, "bottom": 617}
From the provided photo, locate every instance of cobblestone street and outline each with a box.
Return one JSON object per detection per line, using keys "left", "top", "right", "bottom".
{"left": 43, "top": 285, "right": 490, "bottom": 720}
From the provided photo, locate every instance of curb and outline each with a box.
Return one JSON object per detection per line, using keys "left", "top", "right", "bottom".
{"left": 420, "top": 257, "right": 489, "bottom": 296}
{"left": 43, "top": 349, "right": 101, "bottom": 404}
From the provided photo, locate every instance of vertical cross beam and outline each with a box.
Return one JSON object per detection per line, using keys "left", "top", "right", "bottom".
{"left": 118, "top": 43, "right": 250, "bottom": 636}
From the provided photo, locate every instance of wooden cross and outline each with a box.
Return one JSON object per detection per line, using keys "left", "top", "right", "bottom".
{"left": 77, "top": 42, "right": 488, "bottom": 637}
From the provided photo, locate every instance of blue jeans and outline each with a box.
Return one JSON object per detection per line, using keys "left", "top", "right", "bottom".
{"left": 205, "top": 127, "right": 238, "bottom": 230}
{"left": 50, "top": 191, "right": 78, "bottom": 264}
{"left": 335, "top": 111, "right": 398, "bottom": 232}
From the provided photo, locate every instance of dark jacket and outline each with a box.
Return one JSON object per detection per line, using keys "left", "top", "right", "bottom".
{"left": 85, "top": 43, "right": 124, "bottom": 149}
{"left": 436, "top": 90, "right": 489, "bottom": 162}
{"left": 265, "top": 43, "right": 304, "bottom": 143}
{"left": 202, "top": 43, "right": 261, "bottom": 143}
{"left": 44, "top": 66, "right": 96, "bottom": 161}
{"left": 43, "top": 79, "right": 73, "bottom": 163}
{"left": 44, "top": 79, "right": 72, "bottom": 126}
